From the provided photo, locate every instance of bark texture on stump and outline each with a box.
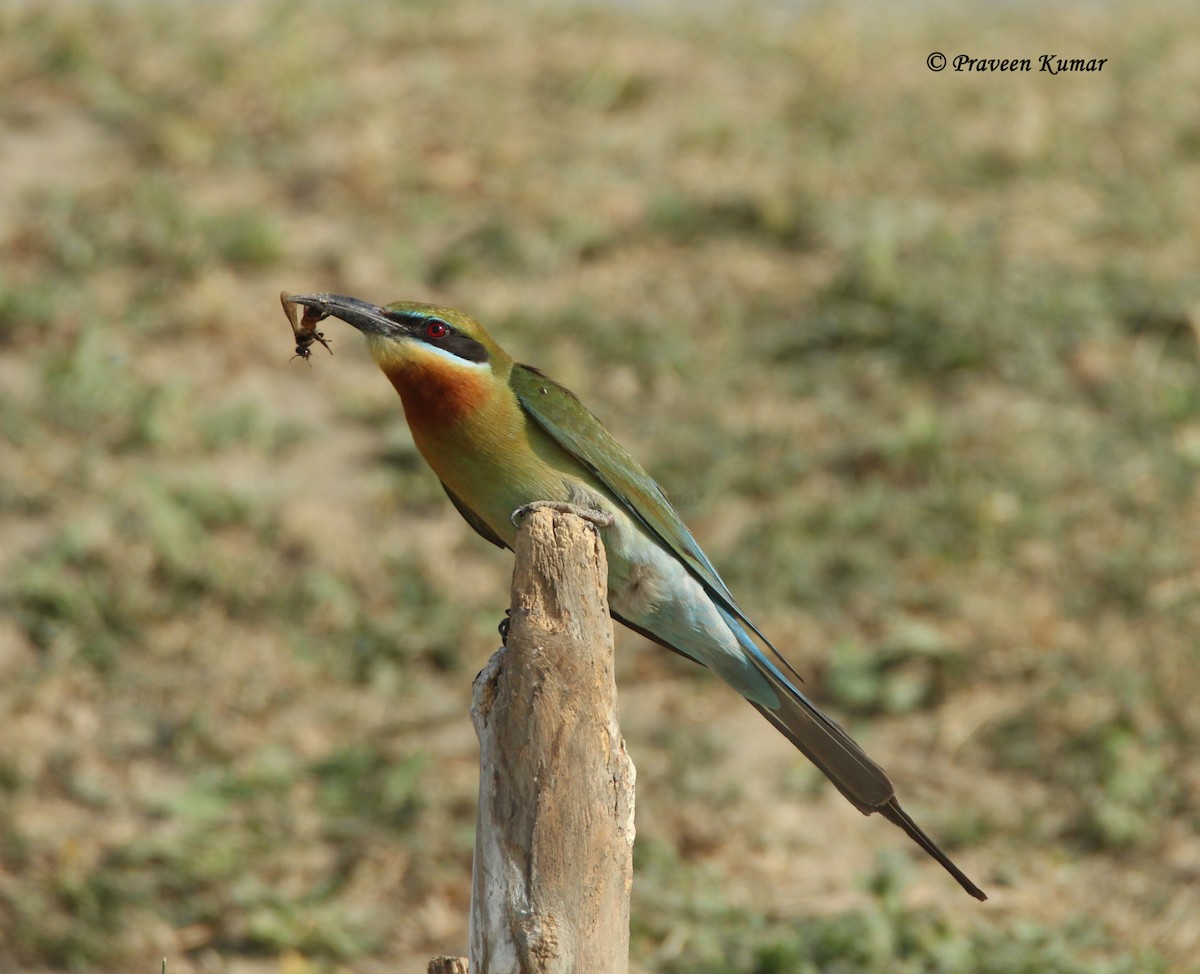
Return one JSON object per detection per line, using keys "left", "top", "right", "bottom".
{"left": 468, "top": 510, "right": 636, "bottom": 974}
{"left": 428, "top": 958, "right": 469, "bottom": 974}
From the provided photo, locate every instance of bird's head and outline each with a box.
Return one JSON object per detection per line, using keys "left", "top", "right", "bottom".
{"left": 285, "top": 293, "right": 510, "bottom": 375}
{"left": 285, "top": 293, "right": 513, "bottom": 423}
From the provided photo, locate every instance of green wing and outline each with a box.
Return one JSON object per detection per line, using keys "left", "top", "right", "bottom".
{"left": 510, "top": 363, "right": 797, "bottom": 676}
{"left": 511, "top": 366, "right": 988, "bottom": 898}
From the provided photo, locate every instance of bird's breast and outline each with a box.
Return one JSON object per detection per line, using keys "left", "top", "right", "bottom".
{"left": 378, "top": 354, "right": 578, "bottom": 538}
{"left": 379, "top": 356, "right": 493, "bottom": 432}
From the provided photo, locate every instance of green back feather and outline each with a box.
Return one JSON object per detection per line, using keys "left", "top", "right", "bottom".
{"left": 509, "top": 363, "right": 800, "bottom": 677}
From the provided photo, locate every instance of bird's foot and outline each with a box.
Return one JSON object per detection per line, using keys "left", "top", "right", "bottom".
{"left": 509, "top": 501, "right": 614, "bottom": 529}
{"left": 498, "top": 609, "right": 511, "bottom": 646}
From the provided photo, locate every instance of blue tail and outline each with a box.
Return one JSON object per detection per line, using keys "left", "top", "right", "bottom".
{"left": 716, "top": 606, "right": 987, "bottom": 901}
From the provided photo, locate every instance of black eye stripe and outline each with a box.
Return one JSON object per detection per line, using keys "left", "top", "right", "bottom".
{"left": 437, "top": 332, "right": 489, "bottom": 363}
{"left": 381, "top": 310, "right": 489, "bottom": 364}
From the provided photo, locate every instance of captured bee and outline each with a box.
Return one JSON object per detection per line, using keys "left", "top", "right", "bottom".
{"left": 280, "top": 290, "right": 333, "bottom": 362}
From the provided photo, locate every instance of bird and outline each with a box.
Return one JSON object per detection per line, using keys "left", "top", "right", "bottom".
{"left": 283, "top": 292, "right": 987, "bottom": 901}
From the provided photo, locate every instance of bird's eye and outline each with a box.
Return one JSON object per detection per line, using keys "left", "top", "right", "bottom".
{"left": 426, "top": 320, "right": 450, "bottom": 340}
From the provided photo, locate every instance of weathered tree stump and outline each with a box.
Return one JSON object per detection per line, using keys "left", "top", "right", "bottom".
{"left": 428, "top": 957, "right": 469, "bottom": 974}
{"left": 466, "top": 509, "right": 636, "bottom": 974}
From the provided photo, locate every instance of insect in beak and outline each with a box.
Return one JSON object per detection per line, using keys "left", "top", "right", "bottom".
{"left": 280, "top": 290, "right": 333, "bottom": 363}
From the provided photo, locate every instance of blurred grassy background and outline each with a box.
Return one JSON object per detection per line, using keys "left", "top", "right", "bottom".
{"left": 2, "top": 0, "right": 1198, "bottom": 971}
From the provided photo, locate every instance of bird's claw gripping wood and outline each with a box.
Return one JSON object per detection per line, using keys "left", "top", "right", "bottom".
{"left": 280, "top": 291, "right": 333, "bottom": 363}
{"left": 510, "top": 501, "right": 615, "bottom": 530}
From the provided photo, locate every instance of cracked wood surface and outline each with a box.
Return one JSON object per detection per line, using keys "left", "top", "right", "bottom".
{"left": 468, "top": 510, "right": 635, "bottom": 974}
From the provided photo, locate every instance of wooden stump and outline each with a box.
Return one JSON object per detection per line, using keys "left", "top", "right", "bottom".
{"left": 428, "top": 958, "right": 469, "bottom": 974}
{"left": 467, "top": 509, "right": 636, "bottom": 974}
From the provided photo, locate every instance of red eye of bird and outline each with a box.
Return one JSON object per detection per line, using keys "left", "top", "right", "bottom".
{"left": 426, "top": 320, "right": 450, "bottom": 340}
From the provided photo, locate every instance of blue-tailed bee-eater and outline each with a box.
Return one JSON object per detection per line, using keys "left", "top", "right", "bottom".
{"left": 283, "top": 292, "right": 986, "bottom": 901}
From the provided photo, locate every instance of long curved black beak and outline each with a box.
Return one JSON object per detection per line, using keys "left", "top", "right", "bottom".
{"left": 286, "top": 293, "right": 400, "bottom": 337}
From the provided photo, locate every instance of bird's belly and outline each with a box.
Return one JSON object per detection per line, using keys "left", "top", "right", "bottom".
{"left": 565, "top": 485, "right": 725, "bottom": 639}
{"left": 604, "top": 520, "right": 692, "bottom": 621}
{"left": 598, "top": 502, "right": 775, "bottom": 706}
